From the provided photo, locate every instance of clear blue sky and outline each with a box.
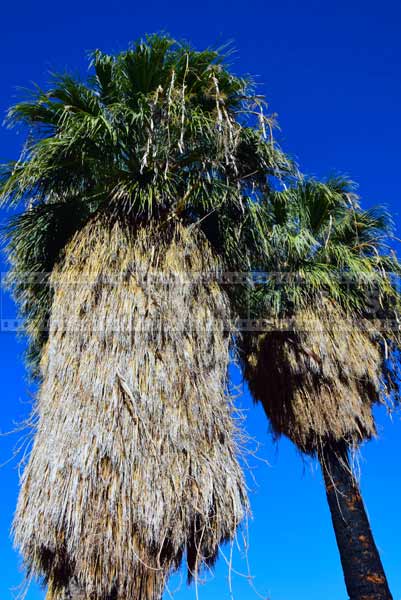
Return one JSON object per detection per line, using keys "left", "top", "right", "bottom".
{"left": 0, "top": 1, "right": 400, "bottom": 599}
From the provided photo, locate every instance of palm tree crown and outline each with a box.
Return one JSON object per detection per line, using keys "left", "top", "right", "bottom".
{"left": 1, "top": 35, "right": 290, "bottom": 600}
{"left": 2, "top": 33, "right": 289, "bottom": 373}
{"left": 239, "top": 177, "right": 401, "bottom": 453}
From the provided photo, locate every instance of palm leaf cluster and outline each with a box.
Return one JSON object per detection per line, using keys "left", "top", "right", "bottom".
{"left": 239, "top": 178, "right": 401, "bottom": 454}
{"left": 2, "top": 34, "right": 289, "bottom": 374}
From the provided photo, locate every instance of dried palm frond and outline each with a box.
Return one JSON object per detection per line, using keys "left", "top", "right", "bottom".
{"left": 14, "top": 216, "right": 248, "bottom": 599}
{"left": 241, "top": 300, "right": 389, "bottom": 454}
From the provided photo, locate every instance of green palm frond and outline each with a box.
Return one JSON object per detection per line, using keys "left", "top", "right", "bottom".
{"left": 241, "top": 178, "right": 401, "bottom": 323}
{"left": 1, "top": 34, "right": 294, "bottom": 372}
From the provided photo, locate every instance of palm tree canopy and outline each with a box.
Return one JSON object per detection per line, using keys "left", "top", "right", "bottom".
{"left": 238, "top": 178, "right": 401, "bottom": 453}
{"left": 247, "top": 177, "right": 401, "bottom": 317}
{"left": 1, "top": 34, "right": 290, "bottom": 373}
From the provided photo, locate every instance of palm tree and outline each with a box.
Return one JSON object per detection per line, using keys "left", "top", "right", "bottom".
{"left": 1, "top": 35, "right": 289, "bottom": 599}
{"left": 238, "top": 178, "right": 401, "bottom": 600}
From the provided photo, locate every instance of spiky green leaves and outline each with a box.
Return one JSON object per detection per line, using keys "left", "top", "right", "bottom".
{"left": 1, "top": 34, "right": 290, "bottom": 373}
{"left": 1, "top": 35, "right": 285, "bottom": 216}
{"left": 244, "top": 178, "right": 401, "bottom": 320}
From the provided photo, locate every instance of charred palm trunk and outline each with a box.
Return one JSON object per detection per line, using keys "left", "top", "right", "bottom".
{"left": 319, "top": 441, "right": 392, "bottom": 600}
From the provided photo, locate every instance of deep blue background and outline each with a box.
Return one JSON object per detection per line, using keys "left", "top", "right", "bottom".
{"left": 0, "top": 1, "right": 400, "bottom": 599}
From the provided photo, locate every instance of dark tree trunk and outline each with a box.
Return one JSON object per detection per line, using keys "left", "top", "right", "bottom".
{"left": 319, "top": 440, "right": 392, "bottom": 600}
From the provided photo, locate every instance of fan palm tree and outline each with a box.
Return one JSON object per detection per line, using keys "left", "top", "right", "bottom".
{"left": 238, "top": 178, "right": 401, "bottom": 600}
{"left": 1, "top": 35, "right": 289, "bottom": 599}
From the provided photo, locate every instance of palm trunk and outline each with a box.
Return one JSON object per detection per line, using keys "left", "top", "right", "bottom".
{"left": 319, "top": 440, "right": 392, "bottom": 600}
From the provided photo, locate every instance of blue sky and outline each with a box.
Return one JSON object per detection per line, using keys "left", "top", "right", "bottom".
{"left": 0, "top": 1, "right": 400, "bottom": 599}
